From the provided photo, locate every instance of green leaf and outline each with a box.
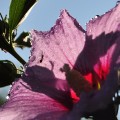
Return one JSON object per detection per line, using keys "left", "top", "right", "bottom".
{"left": 0, "top": 60, "right": 18, "bottom": 87}
{"left": 13, "top": 32, "right": 31, "bottom": 49}
{"left": 9, "top": 0, "right": 38, "bottom": 31}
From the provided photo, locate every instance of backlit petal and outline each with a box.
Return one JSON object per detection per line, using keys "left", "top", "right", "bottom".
{"left": 0, "top": 10, "right": 85, "bottom": 120}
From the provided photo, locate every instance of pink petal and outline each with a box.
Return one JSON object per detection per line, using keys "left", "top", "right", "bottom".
{"left": 68, "top": 3, "right": 120, "bottom": 119}
{"left": 30, "top": 10, "right": 85, "bottom": 80}
{"left": 74, "top": 3, "right": 120, "bottom": 87}
{"left": 0, "top": 79, "right": 69, "bottom": 120}
{"left": 30, "top": 9, "right": 85, "bottom": 99}
{"left": 0, "top": 10, "right": 85, "bottom": 120}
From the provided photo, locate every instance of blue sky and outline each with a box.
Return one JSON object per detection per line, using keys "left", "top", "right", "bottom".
{"left": 0, "top": 0, "right": 119, "bottom": 119}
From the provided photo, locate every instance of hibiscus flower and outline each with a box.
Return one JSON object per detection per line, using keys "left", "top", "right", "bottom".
{"left": 0, "top": 3, "right": 120, "bottom": 120}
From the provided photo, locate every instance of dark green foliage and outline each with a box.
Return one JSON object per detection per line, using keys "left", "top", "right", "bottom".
{"left": 0, "top": 0, "right": 38, "bottom": 87}
{"left": 13, "top": 32, "right": 31, "bottom": 49}
{"left": 0, "top": 60, "right": 18, "bottom": 87}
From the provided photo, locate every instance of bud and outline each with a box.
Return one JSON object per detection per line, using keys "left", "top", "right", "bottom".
{"left": 0, "top": 60, "right": 17, "bottom": 87}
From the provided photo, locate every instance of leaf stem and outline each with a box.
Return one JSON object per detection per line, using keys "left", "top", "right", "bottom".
{"left": 2, "top": 38, "right": 26, "bottom": 65}
{"left": 9, "top": 30, "right": 13, "bottom": 46}
{"left": 7, "top": 29, "right": 26, "bottom": 65}
{"left": 9, "top": 47, "right": 26, "bottom": 65}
